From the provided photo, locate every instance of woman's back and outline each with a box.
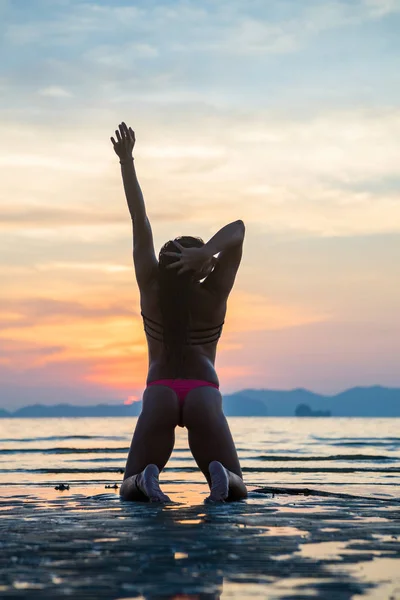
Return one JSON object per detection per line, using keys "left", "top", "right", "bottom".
{"left": 140, "top": 278, "right": 227, "bottom": 384}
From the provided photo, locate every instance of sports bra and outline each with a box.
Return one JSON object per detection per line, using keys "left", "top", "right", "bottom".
{"left": 141, "top": 312, "right": 224, "bottom": 346}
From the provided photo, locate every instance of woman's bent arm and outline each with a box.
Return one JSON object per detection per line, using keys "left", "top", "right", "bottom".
{"left": 203, "top": 220, "right": 245, "bottom": 257}
{"left": 165, "top": 220, "right": 245, "bottom": 278}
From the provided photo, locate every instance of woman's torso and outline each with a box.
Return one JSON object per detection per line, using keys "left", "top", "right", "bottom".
{"left": 140, "top": 280, "right": 227, "bottom": 385}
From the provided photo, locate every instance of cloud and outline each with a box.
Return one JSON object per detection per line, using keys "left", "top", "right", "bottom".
{"left": 0, "top": 297, "right": 137, "bottom": 321}
{"left": 1, "top": 105, "right": 400, "bottom": 244}
{"left": 0, "top": 336, "right": 148, "bottom": 404}
{"left": 38, "top": 86, "right": 73, "bottom": 98}
{"left": 0, "top": 347, "right": 146, "bottom": 408}
{"left": 5, "top": 1, "right": 399, "bottom": 67}
{"left": 0, "top": 339, "right": 65, "bottom": 359}
{"left": 0, "top": 207, "right": 125, "bottom": 227}
{"left": 1, "top": 107, "right": 400, "bottom": 242}
{"left": 225, "top": 290, "right": 330, "bottom": 333}
{"left": 364, "top": 0, "right": 400, "bottom": 17}
{"left": 231, "top": 108, "right": 400, "bottom": 183}
{"left": 237, "top": 230, "right": 400, "bottom": 327}
{"left": 0, "top": 204, "right": 188, "bottom": 230}
{"left": 0, "top": 296, "right": 148, "bottom": 396}
{"left": 3, "top": 3, "right": 143, "bottom": 47}
{"left": 226, "top": 318, "right": 400, "bottom": 394}
{"left": 35, "top": 262, "right": 132, "bottom": 273}
{"left": 83, "top": 354, "right": 148, "bottom": 388}
{"left": 85, "top": 42, "right": 159, "bottom": 69}
{"left": 141, "top": 145, "right": 227, "bottom": 160}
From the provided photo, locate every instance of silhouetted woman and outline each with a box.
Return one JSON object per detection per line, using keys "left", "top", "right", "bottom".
{"left": 111, "top": 123, "right": 247, "bottom": 503}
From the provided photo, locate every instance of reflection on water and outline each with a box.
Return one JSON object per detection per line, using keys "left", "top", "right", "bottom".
{"left": 258, "top": 526, "right": 309, "bottom": 537}
{"left": 0, "top": 484, "right": 399, "bottom": 599}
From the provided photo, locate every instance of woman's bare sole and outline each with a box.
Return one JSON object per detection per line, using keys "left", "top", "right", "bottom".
{"left": 137, "top": 464, "right": 171, "bottom": 502}
{"left": 121, "top": 464, "right": 171, "bottom": 502}
{"left": 207, "top": 460, "right": 229, "bottom": 502}
{"left": 206, "top": 460, "right": 247, "bottom": 503}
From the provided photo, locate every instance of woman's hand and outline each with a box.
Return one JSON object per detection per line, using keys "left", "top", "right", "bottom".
{"left": 111, "top": 122, "right": 135, "bottom": 162}
{"left": 165, "top": 241, "right": 213, "bottom": 276}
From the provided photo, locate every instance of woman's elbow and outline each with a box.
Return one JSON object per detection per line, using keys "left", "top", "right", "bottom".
{"left": 236, "top": 219, "right": 245, "bottom": 238}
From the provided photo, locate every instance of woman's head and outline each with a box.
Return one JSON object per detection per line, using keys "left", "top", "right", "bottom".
{"left": 159, "top": 236, "right": 214, "bottom": 282}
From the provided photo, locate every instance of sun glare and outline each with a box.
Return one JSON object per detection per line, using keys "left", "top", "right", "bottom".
{"left": 124, "top": 395, "right": 139, "bottom": 405}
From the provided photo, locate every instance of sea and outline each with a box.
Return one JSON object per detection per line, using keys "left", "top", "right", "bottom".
{"left": 0, "top": 417, "right": 399, "bottom": 599}
{"left": 1, "top": 417, "right": 399, "bottom": 499}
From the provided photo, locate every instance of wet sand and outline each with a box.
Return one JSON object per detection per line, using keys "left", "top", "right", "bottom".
{"left": 0, "top": 484, "right": 399, "bottom": 599}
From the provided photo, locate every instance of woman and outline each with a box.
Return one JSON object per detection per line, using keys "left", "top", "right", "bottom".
{"left": 111, "top": 122, "right": 247, "bottom": 503}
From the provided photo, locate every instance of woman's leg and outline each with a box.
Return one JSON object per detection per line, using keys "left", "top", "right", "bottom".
{"left": 183, "top": 386, "right": 247, "bottom": 502}
{"left": 120, "top": 385, "right": 179, "bottom": 502}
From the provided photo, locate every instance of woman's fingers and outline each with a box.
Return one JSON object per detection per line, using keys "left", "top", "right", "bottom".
{"left": 166, "top": 261, "right": 181, "bottom": 270}
{"left": 165, "top": 260, "right": 192, "bottom": 275}
{"left": 164, "top": 251, "right": 180, "bottom": 257}
{"left": 172, "top": 240, "right": 184, "bottom": 250}
{"left": 119, "top": 123, "right": 126, "bottom": 138}
{"left": 112, "top": 123, "right": 135, "bottom": 146}
{"left": 178, "top": 266, "right": 190, "bottom": 275}
{"left": 120, "top": 122, "right": 135, "bottom": 145}
{"left": 123, "top": 123, "right": 134, "bottom": 140}
{"left": 120, "top": 122, "right": 130, "bottom": 139}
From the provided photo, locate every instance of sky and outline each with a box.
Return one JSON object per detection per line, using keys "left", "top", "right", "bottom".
{"left": 1, "top": 0, "right": 400, "bottom": 408}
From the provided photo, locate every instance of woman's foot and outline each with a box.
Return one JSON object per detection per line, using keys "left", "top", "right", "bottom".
{"left": 207, "top": 460, "right": 230, "bottom": 502}
{"left": 136, "top": 464, "right": 171, "bottom": 503}
{"left": 120, "top": 464, "right": 170, "bottom": 502}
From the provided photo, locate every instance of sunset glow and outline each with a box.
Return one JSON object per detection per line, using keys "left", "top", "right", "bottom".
{"left": 1, "top": 0, "right": 400, "bottom": 408}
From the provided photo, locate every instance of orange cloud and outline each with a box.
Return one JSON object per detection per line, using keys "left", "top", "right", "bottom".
{"left": 226, "top": 290, "right": 329, "bottom": 333}
{"left": 84, "top": 355, "right": 147, "bottom": 389}
{"left": 0, "top": 293, "right": 148, "bottom": 391}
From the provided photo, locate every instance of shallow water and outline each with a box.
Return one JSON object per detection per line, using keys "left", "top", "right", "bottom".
{"left": 0, "top": 417, "right": 399, "bottom": 599}
{"left": 0, "top": 417, "right": 399, "bottom": 499}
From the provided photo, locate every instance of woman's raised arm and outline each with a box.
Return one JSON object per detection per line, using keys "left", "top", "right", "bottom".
{"left": 111, "top": 123, "right": 158, "bottom": 289}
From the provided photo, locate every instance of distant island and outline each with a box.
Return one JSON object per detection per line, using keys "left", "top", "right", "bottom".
{"left": 295, "top": 403, "right": 331, "bottom": 417}
{"left": 0, "top": 385, "right": 399, "bottom": 417}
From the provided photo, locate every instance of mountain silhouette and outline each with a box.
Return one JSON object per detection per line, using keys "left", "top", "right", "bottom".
{"left": 0, "top": 386, "right": 399, "bottom": 417}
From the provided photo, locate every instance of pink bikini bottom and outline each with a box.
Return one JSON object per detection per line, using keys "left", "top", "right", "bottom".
{"left": 147, "top": 378, "right": 219, "bottom": 427}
